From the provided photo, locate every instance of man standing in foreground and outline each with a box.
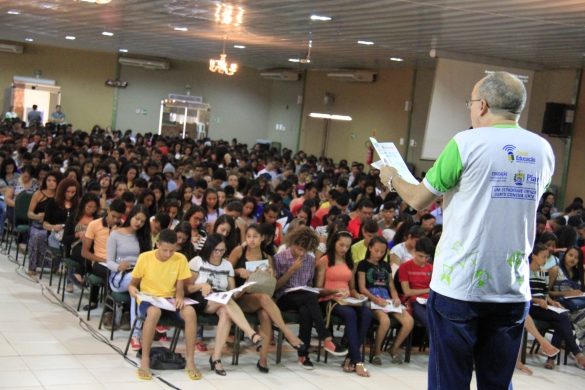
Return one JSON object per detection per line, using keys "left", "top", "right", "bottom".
{"left": 381, "top": 72, "right": 554, "bottom": 390}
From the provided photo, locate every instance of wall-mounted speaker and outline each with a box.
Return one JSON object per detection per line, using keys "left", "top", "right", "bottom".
{"left": 542, "top": 102, "right": 574, "bottom": 137}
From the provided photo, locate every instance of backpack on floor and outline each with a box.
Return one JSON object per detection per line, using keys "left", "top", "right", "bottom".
{"left": 137, "top": 347, "right": 186, "bottom": 370}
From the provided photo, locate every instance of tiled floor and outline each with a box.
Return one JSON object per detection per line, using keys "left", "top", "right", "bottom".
{"left": 1, "top": 249, "right": 584, "bottom": 389}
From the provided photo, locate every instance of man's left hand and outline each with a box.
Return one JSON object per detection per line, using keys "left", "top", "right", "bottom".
{"left": 379, "top": 165, "right": 399, "bottom": 190}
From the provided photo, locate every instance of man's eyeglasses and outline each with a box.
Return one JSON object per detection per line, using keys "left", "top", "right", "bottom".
{"left": 465, "top": 99, "right": 490, "bottom": 109}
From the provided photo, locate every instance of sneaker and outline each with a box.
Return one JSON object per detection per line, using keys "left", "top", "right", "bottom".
{"left": 103, "top": 312, "right": 119, "bottom": 331}
{"left": 298, "top": 356, "right": 314, "bottom": 370}
{"left": 323, "top": 338, "right": 348, "bottom": 356}
{"left": 130, "top": 336, "right": 142, "bottom": 351}
{"left": 120, "top": 312, "right": 131, "bottom": 331}
{"left": 156, "top": 325, "right": 170, "bottom": 333}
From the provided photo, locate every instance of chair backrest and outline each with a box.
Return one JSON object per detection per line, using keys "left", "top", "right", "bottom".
{"left": 394, "top": 267, "right": 404, "bottom": 296}
{"left": 14, "top": 191, "right": 34, "bottom": 225}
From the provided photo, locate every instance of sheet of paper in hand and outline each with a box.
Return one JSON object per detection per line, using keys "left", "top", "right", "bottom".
{"left": 369, "top": 137, "right": 419, "bottom": 185}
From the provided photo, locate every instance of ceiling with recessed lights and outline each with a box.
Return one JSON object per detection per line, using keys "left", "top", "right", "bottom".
{"left": 1, "top": 0, "right": 585, "bottom": 70}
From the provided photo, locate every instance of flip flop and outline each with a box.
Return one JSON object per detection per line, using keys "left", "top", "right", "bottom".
{"left": 136, "top": 368, "right": 152, "bottom": 380}
{"left": 185, "top": 369, "right": 203, "bottom": 380}
{"left": 542, "top": 347, "right": 560, "bottom": 357}
{"left": 195, "top": 339, "right": 208, "bottom": 352}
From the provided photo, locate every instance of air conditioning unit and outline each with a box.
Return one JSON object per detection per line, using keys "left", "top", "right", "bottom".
{"left": 168, "top": 94, "right": 203, "bottom": 104}
{"left": 260, "top": 71, "right": 301, "bottom": 81}
{"left": 0, "top": 43, "right": 24, "bottom": 54}
{"left": 327, "top": 71, "right": 376, "bottom": 82}
{"left": 118, "top": 56, "right": 170, "bottom": 70}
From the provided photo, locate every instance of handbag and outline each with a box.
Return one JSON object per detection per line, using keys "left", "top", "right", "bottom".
{"left": 558, "top": 296, "right": 585, "bottom": 312}
{"left": 247, "top": 264, "right": 276, "bottom": 296}
{"left": 137, "top": 347, "right": 186, "bottom": 370}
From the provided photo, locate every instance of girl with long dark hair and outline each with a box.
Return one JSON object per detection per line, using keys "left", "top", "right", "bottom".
{"left": 106, "top": 204, "right": 151, "bottom": 345}
{"left": 316, "top": 230, "right": 372, "bottom": 376}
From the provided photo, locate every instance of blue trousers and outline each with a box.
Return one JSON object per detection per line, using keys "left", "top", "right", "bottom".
{"left": 427, "top": 290, "right": 528, "bottom": 390}
{"left": 321, "top": 301, "right": 372, "bottom": 364}
{"left": 0, "top": 200, "right": 6, "bottom": 237}
{"left": 412, "top": 301, "right": 429, "bottom": 329}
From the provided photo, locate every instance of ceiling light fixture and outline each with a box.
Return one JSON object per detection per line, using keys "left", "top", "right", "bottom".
{"left": 309, "top": 113, "right": 352, "bottom": 121}
{"left": 65, "top": 36, "right": 76, "bottom": 40}
{"left": 174, "top": 27, "right": 188, "bottom": 31}
{"left": 102, "top": 31, "right": 114, "bottom": 36}
{"left": 390, "top": 57, "right": 403, "bottom": 61}
{"left": 7, "top": 10, "right": 20, "bottom": 15}
{"left": 289, "top": 58, "right": 300, "bottom": 62}
{"left": 119, "top": 49, "right": 128, "bottom": 52}
{"left": 210, "top": 36, "right": 237, "bottom": 76}
{"left": 216, "top": 3, "right": 244, "bottom": 26}
{"left": 310, "top": 15, "right": 331, "bottom": 21}
{"left": 234, "top": 45, "right": 245, "bottom": 49}
{"left": 81, "top": 0, "right": 112, "bottom": 3}
{"left": 25, "top": 38, "right": 34, "bottom": 42}
{"left": 358, "top": 40, "right": 374, "bottom": 45}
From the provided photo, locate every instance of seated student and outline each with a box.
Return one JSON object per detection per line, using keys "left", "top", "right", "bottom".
{"left": 389, "top": 225, "right": 426, "bottom": 266}
{"left": 274, "top": 226, "right": 347, "bottom": 370}
{"left": 528, "top": 244, "right": 585, "bottom": 370}
{"left": 515, "top": 314, "right": 560, "bottom": 375}
{"left": 128, "top": 229, "right": 200, "bottom": 381}
{"left": 398, "top": 237, "right": 434, "bottom": 328}
{"left": 185, "top": 234, "right": 265, "bottom": 376}
{"left": 150, "top": 212, "right": 171, "bottom": 249}
{"left": 81, "top": 199, "right": 125, "bottom": 326}
{"left": 161, "top": 199, "right": 181, "bottom": 229}
{"left": 229, "top": 224, "right": 305, "bottom": 373}
{"left": 258, "top": 204, "right": 284, "bottom": 247}
{"left": 539, "top": 232, "right": 559, "bottom": 270}
{"left": 418, "top": 213, "right": 436, "bottom": 234}
{"left": 357, "top": 236, "right": 413, "bottom": 366}
{"left": 313, "top": 193, "right": 350, "bottom": 229}
{"left": 549, "top": 246, "right": 585, "bottom": 351}
{"left": 316, "top": 230, "right": 372, "bottom": 377}
{"left": 184, "top": 205, "right": 207, "bottom": 253}
{"left": 347, "top": 200, "right": 381, "bottom": 239}
{"left": 106, "top": 204, "right": 151, "bottom": 345}
{"left": 131, "top": 178, "right": 149, "bottom": 199}
{"left": 62, "top": 192, "right": 101, "bottom": 286}
{"left": 350, "top": 219, "right": 380, "bottom": 268}
{"left": 377, "top": 201, "right": 397, "bottom": 232}
{"left": 120, "top": 191, "right": 136, "bottom": 223}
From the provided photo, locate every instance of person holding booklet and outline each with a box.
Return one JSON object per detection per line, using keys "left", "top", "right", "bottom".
{"left": 185, "top": 233, "right": 265, "bottom": 376}
{"left": 228, "top": 224, "right": 306, "bottom": 373}
{"left": 273, "top": 226, "right": 348, "bottom": 370}
{"left": 398, "top": 237, "right": 434, "bottom": 328}
{"left": 357, "top": 236, "right": 413, "bottom": 366}
{"left": 128, "top": 229, "right": 201, "bottom": 381}
{"left": 106, "top": 204, "right": 152, "bottom": 348}
{"left": 315, "top": 230, "right": 372, "bottom": 377}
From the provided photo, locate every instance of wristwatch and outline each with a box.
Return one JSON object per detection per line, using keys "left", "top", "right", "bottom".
{"left": 387, "top": 172, "right": 402, "bottom": 192}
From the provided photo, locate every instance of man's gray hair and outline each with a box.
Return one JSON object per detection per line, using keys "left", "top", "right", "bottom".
{"left": 477, "top": 72, "right": 526, "bottom": 119}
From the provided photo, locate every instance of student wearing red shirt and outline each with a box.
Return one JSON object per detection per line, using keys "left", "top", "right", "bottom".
{"left": 399, "top": 237, "right": 434, "bottom": 328}
{"left": 348, "top": 200, "right": 380, "bottom": 238}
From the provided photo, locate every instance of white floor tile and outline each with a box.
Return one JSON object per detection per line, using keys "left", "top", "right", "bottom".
{"left": 0, "top": 356, "right": 28, "bottom": 370}
{"left": 22, "top": 355, "right": 86, "bottom": 370}
{"left": 0, "top": 370, "right": 42, "bottom": 388}
{"left": 32, "top": 367, "right": 100, "bottom": 386}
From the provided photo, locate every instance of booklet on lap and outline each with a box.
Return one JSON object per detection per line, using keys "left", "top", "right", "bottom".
{"left": 137, "top": 292, "right": 197, "bottom": 311}
{"left": 205, "top": 282, "right": 257, "bottom": 305}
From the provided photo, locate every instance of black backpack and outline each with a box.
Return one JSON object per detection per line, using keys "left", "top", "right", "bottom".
{"left": 137, "top": 347, "right": 186, "bottom": 370}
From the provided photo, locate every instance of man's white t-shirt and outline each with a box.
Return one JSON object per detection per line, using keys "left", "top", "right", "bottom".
{"left": 423, "top": 125, "right": 554, "bottom": 303}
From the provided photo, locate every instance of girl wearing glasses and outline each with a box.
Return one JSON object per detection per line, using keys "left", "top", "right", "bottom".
{"left": 186, "top": 234, "right": 265, "bottom": 376}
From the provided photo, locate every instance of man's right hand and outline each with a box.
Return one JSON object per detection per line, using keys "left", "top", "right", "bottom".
{"left": 128, "top": 286, "right": 138, "bottom": 299}
{"left": 537, "top": 299, "right": 548, "bottom": 310}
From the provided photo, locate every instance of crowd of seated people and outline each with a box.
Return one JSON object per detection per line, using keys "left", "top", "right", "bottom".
{"left": 1, "top": 118, "right": 585, "bottom": 379}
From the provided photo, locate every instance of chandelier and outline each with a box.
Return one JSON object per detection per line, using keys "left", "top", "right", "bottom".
{"left": 215, "top": 3, "right": 244, "bottom": 26}
{"left": 209, "top": 37, "right": 237, "bottom": 76}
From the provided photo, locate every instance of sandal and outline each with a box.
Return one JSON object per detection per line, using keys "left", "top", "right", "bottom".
{"left": 136, "top": 368, "right": 152, "bottom": 380}
{"left": 371, "top": 356, "right": 382, "bottom": 366}
{"left": 575, "top": 353, "right": 585, "bottom": 370}
{"left": 388, "top": 351, "right": 403, "bottom": 365}
{"left": 544, "top": 358, "right": 555, "bottom": 370}
{"left": 195, "top": 339, "right": 208, "bottom": 352}
{"left": 185, "top": 368, "right": 203, "bottom": 380}
{"left": 342, "top": 358, "right": 355, "bottom": 373}
{"left": 355, "top": 362, "right": 370, "bottom": 377}
{"left": 251, "top": 332, "right": 264, "bottom": 347}
{"left": 542, "top": 346, "right": 560, "bottom": 357}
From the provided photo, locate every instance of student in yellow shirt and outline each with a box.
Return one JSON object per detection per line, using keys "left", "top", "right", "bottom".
{"left": 128, "top": 229, "right": 201, "bottom": 381}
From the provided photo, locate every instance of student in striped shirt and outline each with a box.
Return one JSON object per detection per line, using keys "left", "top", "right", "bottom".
{"left": 528, "top": 243, "right": 585, "bottom": 370}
